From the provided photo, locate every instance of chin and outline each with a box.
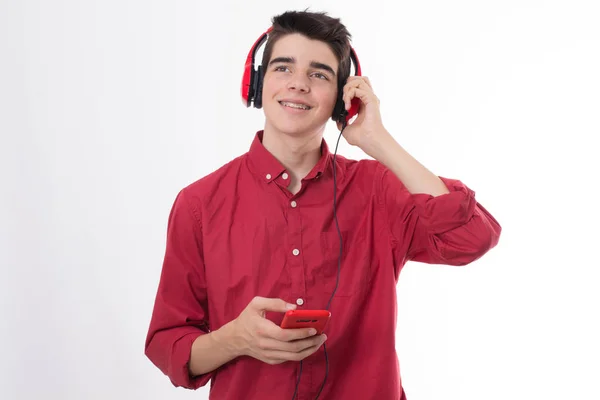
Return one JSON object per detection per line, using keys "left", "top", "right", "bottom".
{"left": 264, "top": 106, "right": 328, "bottom": 137}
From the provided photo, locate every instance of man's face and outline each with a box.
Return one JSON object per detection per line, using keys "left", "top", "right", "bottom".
{"left": 261, "top": 33, "right": 339, "bottom": 138}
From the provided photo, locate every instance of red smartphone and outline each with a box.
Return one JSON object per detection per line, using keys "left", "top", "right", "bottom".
{"left": 280, "top": 309, "right": 331, "bottom": 335}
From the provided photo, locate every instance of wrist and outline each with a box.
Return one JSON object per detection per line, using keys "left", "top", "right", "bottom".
{"left": 212, "top": 319, "right": 245, "bottom": 359}
{"left": 367, "top": 129, "right": 400, "bottom": 163}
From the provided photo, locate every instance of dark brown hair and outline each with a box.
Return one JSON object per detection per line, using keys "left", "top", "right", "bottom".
{"left": 260, "top": 10, "right": 353, "bottom": 91}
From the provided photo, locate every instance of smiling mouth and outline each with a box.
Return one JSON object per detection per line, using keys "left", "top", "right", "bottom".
{"left": 279, "top": 101, "right": 312, "bottom": 110}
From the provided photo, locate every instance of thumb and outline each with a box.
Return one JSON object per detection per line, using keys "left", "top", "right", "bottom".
{"left": 250, "top": 296, "right": 297, "bottom": 313}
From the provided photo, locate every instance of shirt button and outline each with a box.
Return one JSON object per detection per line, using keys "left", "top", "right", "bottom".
{"left": 266, "top": 174, "right": 271, "bottom": 180}
{"left": 292, "top": 249, "right": 300, "bottom": 256}
{"left": 290, "top": 201, "right": 297, "bottom": 208}
{"left": 282, "top": 173, "right": 289, "bottom": 180}
{"left": 296, "top": 298, "right": 304, "bottom": 306}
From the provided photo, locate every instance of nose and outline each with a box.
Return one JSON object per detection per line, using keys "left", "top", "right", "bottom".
{"left": 286, "top": 74, "right": 310, "bottom": 93}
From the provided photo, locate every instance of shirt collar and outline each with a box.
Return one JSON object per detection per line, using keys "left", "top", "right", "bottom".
{"left": 247, "top": 130, "right": 333, "bottom": 183}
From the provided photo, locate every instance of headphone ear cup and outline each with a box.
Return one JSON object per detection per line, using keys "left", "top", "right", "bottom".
{"left": 331, "top": 85, "right": 345, "bottom": 123}
{"left": 254, "top": 65, "right": 264, "bottom": 109}
{"left": 245, "top": 68, "right": 255, "bottom": 107}
{"left": 332, "top": 48, "right": 362, "bottom": 124}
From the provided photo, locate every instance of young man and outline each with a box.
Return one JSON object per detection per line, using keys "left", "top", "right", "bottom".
{"left": 145, "top": 10, "right": 501, "bottom": 400}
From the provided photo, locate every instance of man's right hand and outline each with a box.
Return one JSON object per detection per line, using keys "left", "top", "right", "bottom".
{"left": 229, "top": 296, "right": 327, "bottom": 365}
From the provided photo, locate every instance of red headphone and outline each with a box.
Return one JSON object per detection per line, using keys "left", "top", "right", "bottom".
{"left": 241, "top": 27, "right": 362, "bottom": 124}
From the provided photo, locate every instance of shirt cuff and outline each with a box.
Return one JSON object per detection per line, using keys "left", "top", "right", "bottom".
{"left": 170, "top": 330, "right": 214, "bottom": 389}
{"left": 410, "top": 176, "right": 477, "bottom": 234}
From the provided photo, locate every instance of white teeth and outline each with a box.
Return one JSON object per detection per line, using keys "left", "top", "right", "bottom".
{"left": 280, "top": 101, "right": 310, "bottom": 110}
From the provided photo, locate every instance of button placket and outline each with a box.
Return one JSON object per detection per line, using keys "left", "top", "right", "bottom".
{"left": 286, "top": 192, "right": 305, "bottom": 304}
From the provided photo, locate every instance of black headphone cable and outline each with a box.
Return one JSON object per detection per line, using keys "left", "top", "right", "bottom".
{"left": 292, "top": 118, "right": 347, "bottom": 400}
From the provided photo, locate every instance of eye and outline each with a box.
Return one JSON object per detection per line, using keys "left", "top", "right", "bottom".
{"left": 312, "top": 72, "right": 329, "bottom": 80}
{"left": 274, "top": 66, "right": 289, "bottom": 72}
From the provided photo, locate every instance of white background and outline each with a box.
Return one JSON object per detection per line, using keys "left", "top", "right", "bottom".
{"left": 1, "top": 0, "right": 599, "bottom": 399}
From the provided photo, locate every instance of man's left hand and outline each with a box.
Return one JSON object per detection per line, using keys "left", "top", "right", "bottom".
{"left": 337, "top": 76, "right": 393, "bottom": 159}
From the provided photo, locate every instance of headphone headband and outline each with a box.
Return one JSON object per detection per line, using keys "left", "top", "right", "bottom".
{"left": 241, "top": 27, "right": 272, "bottom": 107}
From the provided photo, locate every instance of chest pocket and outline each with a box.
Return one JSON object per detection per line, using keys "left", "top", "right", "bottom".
{"left": 317, "top": 230, "right": 372, "bottom": 297}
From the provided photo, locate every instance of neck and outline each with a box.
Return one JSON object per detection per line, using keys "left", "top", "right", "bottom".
{"left": 261, "top": 125, "right": 324, "bottom": 182}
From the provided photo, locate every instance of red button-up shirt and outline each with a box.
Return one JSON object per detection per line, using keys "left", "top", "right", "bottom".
{"left": 145, "top": 130, "right": 501, "bottom": 400}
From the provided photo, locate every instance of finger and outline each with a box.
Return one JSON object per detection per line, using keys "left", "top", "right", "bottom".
{"left": 343, "top": 82, "right": 375, "bottom": 108}
{"left": 250, "top": 296, "right": 296, "bottom": 313}
{"left": 257, "top": 334, "right": 326, "bottom": 353}
{"left": 268, "top": 324, "right": 319, "bottom": 342}
{"left": 254, "top": 317, "right": 286, "bottom": 338}
{"left": 345, "top": 76, "right": 372, "bottom": 90}
{"left": 262, "top": 340, "right": 325, "bottom": 363}
{"left": 343, "top": 78, "right": 363, "bottom": 97}
{"left": 362, "top": 76, "right": 372, "bottom": 89}
{"left": 344, "top": 87, "right": 376, "bottom": 108}
{"left": 343, "top": 85, "right": 359, "bottom": 110}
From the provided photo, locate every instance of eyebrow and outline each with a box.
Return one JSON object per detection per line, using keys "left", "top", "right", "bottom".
{"left": 268, "top": 56, "right": 336, "bottom": 77}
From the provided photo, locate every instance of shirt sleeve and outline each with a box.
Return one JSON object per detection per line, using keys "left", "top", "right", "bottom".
{"left": 378, "top": 166, "right": 501, "bottom": 272}
{"left": 144, "top": 188, "right": 214, "bottom": 389}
